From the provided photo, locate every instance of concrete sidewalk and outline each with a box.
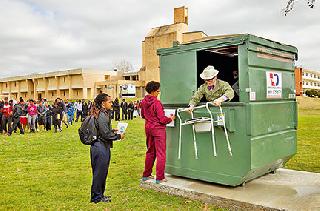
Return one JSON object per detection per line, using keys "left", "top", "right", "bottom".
{"left": 140, "top": 168, "right": 320, "bottom": 211}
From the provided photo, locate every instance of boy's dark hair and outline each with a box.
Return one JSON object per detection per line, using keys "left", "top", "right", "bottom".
{"left": 145, "top": 81, "right": 160, "bottom": 94}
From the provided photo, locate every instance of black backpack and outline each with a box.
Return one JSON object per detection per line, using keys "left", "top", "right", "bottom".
{"left": 78, "top": 115, "right": 99, "bottom": 145}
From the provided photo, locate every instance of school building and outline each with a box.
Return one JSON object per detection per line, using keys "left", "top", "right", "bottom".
{"left": 0, "top": 68, "right": 116, "bottom": 101}
{"left": 295, "top": 67, "right": 320, "bottom": 95}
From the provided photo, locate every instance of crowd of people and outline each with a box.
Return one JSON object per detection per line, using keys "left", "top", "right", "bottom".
{"left": 0, "top": 96, "right": 141, "bottom": 136}
{"left": 2, "top": 65, "right": 235, "bottom": 204}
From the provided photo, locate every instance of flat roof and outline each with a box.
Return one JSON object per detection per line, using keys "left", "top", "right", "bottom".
{"left": 0, "top": 68, "right": 112, "bottom": 82}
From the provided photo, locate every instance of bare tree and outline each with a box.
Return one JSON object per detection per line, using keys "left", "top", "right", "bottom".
{"left": 284, "top": 0, "right": 316, "bottom": 16}
{"left": 113, "top": 59, "right": 134, "bottom": 73}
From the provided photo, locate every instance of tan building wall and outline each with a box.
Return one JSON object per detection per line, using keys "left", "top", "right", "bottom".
{"left": 140, "top": 6, "right": 207, "bottom": 84}
{"left": 0, "top": 68, "right": 117, "bottom": 101}
{"left": 95, "top": 80, "right": 145, "bottom": 100}
{"left": 174, "top": 6, "right": 188, "bottom": 24}
{"left": 182, "top": 31, "right": 208, "bottom": 43}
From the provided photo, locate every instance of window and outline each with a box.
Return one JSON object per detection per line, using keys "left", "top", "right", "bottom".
{"left": 303, "top": 81, "right": 305, "bottom": 85}
{"left": 306, "top": 73, "right": 308, "bottom": 76}
{"left": 306, "top": 82, "right": 309, "bottom": 85}
{"left": 52, "top": 92, "right": 54, "bottom": 97}
{"left": 63, "top": 77, "right": 66, "bottom": 82}
{"left": 5, "top": 83, "right": 7, "bottom": 88}
{"left": 14, "top": 82, "right": 16, "bottom": 87}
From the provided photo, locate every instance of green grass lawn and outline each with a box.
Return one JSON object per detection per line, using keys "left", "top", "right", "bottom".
{"left": 0, "top": 119, "right": 220, "bottom": 210}
{"left": 0, "top": 107, "right": 319, "bottom": 210}
{"left": 285, "top": 109, "right": 320, "bottom": 172}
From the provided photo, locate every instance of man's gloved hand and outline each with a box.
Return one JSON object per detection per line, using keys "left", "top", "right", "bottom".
{"left": 213, "top": 98, "right": 223, "bottom": 106}
{"left": 187, "top": 105, "right": 195, "bottom": 113}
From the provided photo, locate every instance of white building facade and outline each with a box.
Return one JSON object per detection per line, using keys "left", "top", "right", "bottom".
{"left": 302, "top": 69, "right": 320, "bottom": 91}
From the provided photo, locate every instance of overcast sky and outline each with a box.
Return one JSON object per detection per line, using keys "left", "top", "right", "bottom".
{"left": 0, "top": 0, "right": 319, "bottom": 78}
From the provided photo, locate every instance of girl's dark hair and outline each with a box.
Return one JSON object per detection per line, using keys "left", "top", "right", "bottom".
{"left": 91, "top": 93, "right": 109, "bottom": 117}
{"left": 145, "top": 81, "right": 160, "bottom": 94}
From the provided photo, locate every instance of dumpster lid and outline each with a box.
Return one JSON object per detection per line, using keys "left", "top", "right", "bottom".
{"left": 158, "top": 34, "right": 298, "bottom": 60}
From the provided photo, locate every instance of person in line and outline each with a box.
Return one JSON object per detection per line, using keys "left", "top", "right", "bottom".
{"left": 52, "top": 101, "right": 62, "bottom": 133}
{"left": 120, "top": 99, "right": 128, "bottom": 120}
{"left": 82, "top": 101, "right": 89, "bottom": 122}
{"left": 127, "top": 102, "right": 134, "bottom": 120}
{"left": 112, "top": 98, "right": 120, "bottom": 121}
{"left": 0, "top": 100, "right": 3, "bottom": 134}
{"left": 9, "top": 98, "right": 25, "bottom": 135}
{"left": 141, "top": 81, "right": 175, "bottom": 184}
{"left": 66, "top": 102, "right": 75, "bottom": 125}
{"left": 1, "top": 97, "right": 13, "bottom": 135}
{"left": 19, "top": 98, "right": 28, "bottom": 132}
{"left": 188, "top": 65, "right": 234, "bottom": 110}
{"left": 75, "top": 100, "right": 82, "bottom": 122}
{"left": 90, "top": 93, "right": 124, "bottom": 203}
{"left": 44, "top": 103, "right": 52, "bottom": 131}
{"left": 57, "top": 98, "right": 68, "bottom": 128}
{"left": 37, "top": 100, "right": 46, "bottom": 131}
{"left": 27, "top": 99, "right": 38, "bottom": 133}
{"left": 133, "top": 101, "right": 139, "bottom": 118}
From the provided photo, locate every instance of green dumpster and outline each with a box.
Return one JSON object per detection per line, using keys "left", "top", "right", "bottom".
{"left": 158, "top": 34, "right": 298, "bottom": 186}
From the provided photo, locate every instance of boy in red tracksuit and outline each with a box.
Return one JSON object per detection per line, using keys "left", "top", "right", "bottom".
{"left": 1, "top": 98, "right": 13, "bottom": 134}
{"left": 141, "top": 81, "right": 175, "bottom": 184}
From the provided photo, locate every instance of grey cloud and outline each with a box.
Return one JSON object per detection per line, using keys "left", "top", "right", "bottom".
{"left": 0, "top": 0, "right": 319, "bottom": 78}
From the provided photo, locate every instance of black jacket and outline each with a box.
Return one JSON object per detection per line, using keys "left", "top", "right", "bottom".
{"left": 120, "top": 102, "right": 128, "bottom": 111}
{"left": 96, "top": 110, "right": 120, "bottom": 148}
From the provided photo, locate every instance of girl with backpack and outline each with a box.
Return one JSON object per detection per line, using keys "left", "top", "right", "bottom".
{"left": 52, "top": 102, "right": 62, "bottom": 133}
{"left": 89, "top": 93, "right": 124, "bottom": 203}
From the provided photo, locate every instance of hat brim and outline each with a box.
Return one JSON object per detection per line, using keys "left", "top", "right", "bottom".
{"left": 200, "top": 71, "right": 219, "bottom": 80}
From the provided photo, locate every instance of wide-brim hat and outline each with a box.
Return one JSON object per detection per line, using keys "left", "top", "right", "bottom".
{"left": 200, "top": 65, "right": 219, "bottom": 80}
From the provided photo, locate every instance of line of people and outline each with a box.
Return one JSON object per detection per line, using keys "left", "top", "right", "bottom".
{"left": 111, "top": 98, "right": 141, "bottom": 121}
{"left": 0, "top": 96, "right": 142, "bottom": 136}
{"left": 0, "top": 97, "right": 93, "bottom": 135}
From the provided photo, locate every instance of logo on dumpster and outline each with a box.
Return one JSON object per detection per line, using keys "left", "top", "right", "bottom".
{"left": 266, "top": 71, "right": 282, "bottom": 98}
{"left": 269, "top": 73, "right": 280, "bottom": 86}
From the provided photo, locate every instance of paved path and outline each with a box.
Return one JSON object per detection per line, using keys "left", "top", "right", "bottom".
{"left": 140, "top": 168, "right": 320, "bottom": 211}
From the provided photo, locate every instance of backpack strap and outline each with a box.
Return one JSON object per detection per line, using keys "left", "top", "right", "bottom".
{"left": 94, "top": 111, "right": 100, "bottom": 140}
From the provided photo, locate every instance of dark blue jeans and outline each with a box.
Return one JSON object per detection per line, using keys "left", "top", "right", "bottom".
{"left": 90, "top": 141, "right": 111, "bottom": 202}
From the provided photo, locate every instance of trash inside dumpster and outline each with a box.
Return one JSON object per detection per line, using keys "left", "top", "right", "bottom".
{"left": 158, "top": 34, "right": 298, "bottom": 186}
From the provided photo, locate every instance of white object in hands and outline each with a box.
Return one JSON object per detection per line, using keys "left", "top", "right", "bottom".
{"left": 117, "top": 122, "right": 128, "bottom": 134}
{"left": 164, "top": 109, "right": 176, "bottom": 127}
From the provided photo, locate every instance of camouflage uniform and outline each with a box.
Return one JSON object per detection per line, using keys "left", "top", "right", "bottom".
{"left": 189, "top": 79, "right": 234, "bottom": 106}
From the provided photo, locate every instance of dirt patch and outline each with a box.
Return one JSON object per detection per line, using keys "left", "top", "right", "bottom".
{"left": 297, "top": 96, "right": 320, "bottom": 112}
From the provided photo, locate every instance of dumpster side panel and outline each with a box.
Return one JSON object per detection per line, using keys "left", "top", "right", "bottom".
{"left": 251, "top": 130, "right": 296, "bottom": 169}
{"left": 247, "top": 67, "right": 295, "bottom": 101}
{"left": 160, "top": 51, "right": 197, "bottom": 105}
{"left": 247, "top": 43, "right": 296, "bottom": 102}
{"left": 250, "top": 101, "right": 297, "bottom": 136}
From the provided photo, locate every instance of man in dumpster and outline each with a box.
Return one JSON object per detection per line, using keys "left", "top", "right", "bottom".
{"left": 188, "top": 65, "right": 234, "bottom": 111}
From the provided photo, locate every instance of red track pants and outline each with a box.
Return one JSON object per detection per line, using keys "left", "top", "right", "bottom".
{"left": 142, "top": 127, "right": 166, "bottom": 180}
